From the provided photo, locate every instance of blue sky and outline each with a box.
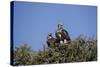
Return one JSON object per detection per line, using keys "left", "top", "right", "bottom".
{"left": 13, "top": 1, "right": 97, "bottom": 51}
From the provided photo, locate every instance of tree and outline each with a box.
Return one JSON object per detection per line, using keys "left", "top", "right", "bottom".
{"left": 13, "top": 35, "right": 97, "bottom": 65}
{"left": 14, "top": 44, "right": 35, "bottom": 65}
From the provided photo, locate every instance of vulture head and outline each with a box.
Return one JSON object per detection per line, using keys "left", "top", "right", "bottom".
{"left": 58, "top": 23, "right": 64, "bottom": 30}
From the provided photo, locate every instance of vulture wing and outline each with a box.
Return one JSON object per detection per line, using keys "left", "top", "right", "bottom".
{"left": 62, "top": 29, "right": 71, "bottom": 41}
{"left": 47, "top": 41, "right": 50, "bottom": 47}
{"left": 55, "top": 31, "right": 61, "bottom": 40}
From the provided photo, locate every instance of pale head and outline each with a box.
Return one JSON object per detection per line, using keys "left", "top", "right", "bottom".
{"left": 58, "top": 23, "right": 64, "bottom": 30}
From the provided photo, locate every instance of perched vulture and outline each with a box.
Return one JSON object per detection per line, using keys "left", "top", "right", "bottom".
{"left": 47, "top": 33, "right": 56, "bottom": 48}
{"left": 55, "top": 24, "right": 71, "bottom": 45}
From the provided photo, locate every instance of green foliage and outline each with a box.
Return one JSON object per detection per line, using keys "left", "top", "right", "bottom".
{"left": 13, "top": 36, "right": 97, "bottom": 66}
{"left": 14, "top": 44, "right": 37, "bottom": 65}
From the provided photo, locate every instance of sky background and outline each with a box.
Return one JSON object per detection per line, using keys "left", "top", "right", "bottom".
{"left": 13, "top": 1, "right": 97, "bottom": 51}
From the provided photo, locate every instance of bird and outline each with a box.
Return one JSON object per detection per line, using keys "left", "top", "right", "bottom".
{"left": 46, "top": 33, "right": 56, "bottom": 48}
{"left": 55, "top": 23, "right": 71, "bottom": 45}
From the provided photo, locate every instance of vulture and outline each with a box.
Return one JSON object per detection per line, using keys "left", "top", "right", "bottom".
{"left": 55, "top": 23, "right": 71, "bottom": 45}
{"left": 47, "top": 33, "right": 56, "bottom": 48}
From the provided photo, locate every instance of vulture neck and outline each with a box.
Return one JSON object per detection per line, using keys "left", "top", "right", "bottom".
{"left": 57, "top": 28, "right": 63, "bottom": 32}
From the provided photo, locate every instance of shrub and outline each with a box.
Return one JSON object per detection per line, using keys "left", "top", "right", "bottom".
{"left": 13, "top": 36, "right": 97, "bottom": 65}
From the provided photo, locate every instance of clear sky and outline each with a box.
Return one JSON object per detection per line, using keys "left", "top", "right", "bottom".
{"left": 13, "top": 1, "right": 97, "bottom": 51}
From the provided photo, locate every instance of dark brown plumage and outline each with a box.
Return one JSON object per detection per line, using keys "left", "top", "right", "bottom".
{"left": 47, "top": 33, "right": 56, "bottom": 48}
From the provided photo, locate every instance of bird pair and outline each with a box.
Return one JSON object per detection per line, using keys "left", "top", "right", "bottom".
{"left": 47, "top": 23, "right": 71, "bottom": 48}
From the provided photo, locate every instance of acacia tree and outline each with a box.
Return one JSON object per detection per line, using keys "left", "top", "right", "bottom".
{"left": 13, "top": 36, "right": 97, "bottom": 65}
{"left": 14, "top": 44, "right": 35, "bottom": 65}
